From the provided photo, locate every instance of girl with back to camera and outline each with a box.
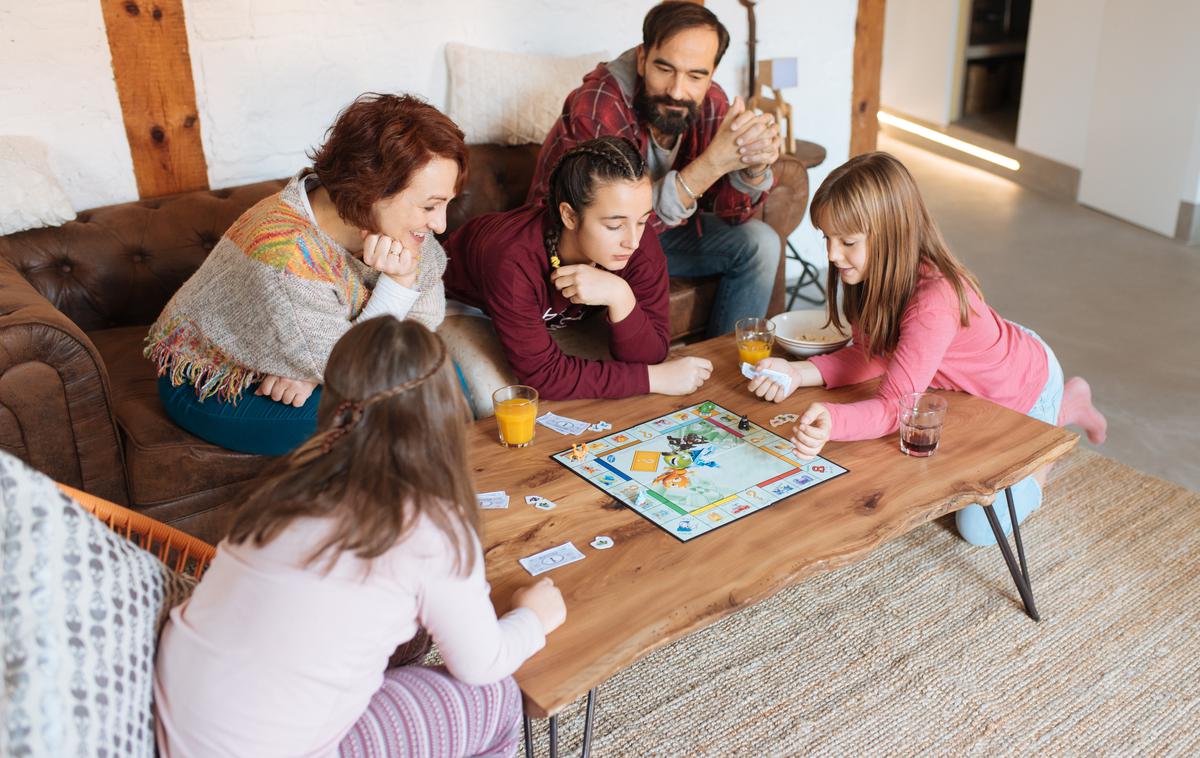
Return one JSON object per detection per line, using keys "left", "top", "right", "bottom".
{"left": 154, "top": 316, "right": 565, "bottom": 757}
{"left": 747, "top": 152, "right": 1106, "bottom": 546}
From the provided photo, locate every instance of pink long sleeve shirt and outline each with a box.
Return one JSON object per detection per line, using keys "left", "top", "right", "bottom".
{"left": 153, "top": 514, "right": 544, "bottom": 758}
{"left": 808, "top": 273, "right": 1048, "bottom": 441}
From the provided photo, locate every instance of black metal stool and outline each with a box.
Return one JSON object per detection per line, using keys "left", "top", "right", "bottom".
{"left": 783, "top": 139, "right": 829, "bottom": 311}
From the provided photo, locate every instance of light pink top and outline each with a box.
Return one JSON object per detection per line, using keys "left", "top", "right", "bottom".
{"left": 808, "top": 273, "right": 1048, "bottom": 441}
{"left": 153, "top": 514, "right": 545, "bottom": 758}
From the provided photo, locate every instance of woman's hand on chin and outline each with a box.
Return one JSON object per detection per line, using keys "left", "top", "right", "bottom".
{"left": 360, "top": 230, "right": 420, "bottom": 289}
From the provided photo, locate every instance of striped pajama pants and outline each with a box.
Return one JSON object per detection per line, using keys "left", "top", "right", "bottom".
{"left": 338, "top": 666, "right": 523, "bottom": 758}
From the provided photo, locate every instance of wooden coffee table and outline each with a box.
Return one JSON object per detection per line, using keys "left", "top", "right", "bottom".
{"left": 468, "top": 336, "right": 1077, "bottom": 756}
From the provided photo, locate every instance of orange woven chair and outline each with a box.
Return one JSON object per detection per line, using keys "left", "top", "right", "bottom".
{"left": 56, "top": 483, "right": 217, "bottom": 579}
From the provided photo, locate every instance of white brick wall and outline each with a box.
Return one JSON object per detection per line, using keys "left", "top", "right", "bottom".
{"left": 2, "top": 0, "right": 856, "bottom": 265}
{"left": 0, "top": 0, "right": 137, "bottom": 211}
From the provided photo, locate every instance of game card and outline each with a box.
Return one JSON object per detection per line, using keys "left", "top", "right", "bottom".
{"left": 476, "top": 490, "right": 509, "bottom": 509}
{"left": 519, "top": 542, "right": 585, "bottom": 576}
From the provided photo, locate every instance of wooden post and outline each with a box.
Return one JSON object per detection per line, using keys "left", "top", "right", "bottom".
{"left": 850, "top": 0, "right": 886, "bottom": 156}
{"left": 100, "top": 0, "right": 208, "bottom": 198}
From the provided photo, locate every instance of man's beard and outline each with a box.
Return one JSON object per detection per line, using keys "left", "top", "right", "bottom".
{"left": 634, "top": 88, "right": 700, "bottom": 136}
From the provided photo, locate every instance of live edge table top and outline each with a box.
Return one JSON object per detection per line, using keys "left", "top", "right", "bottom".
{"left": 468, "top": 335, "right": 1078, "bottom": 718}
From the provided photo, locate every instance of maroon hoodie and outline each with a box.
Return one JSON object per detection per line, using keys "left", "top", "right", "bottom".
{"left": 442, "top": 205, "right": 671, "bottom": 400}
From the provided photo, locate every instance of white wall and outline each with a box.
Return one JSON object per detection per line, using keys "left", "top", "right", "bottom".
{"left": 880, "top": 0, "right": 961, "bottom": 126}
{"left": 1078, "top": 0, "right": 1200, "bottom": 236}
{"left": 184, "top": 0, "right": 661, "bottom": 189}
{"left": 707, "top": 0, "right": 857, "bottom": 266}
{"left": 0, "top": 0, "right": 137, "bottom": 211}
{"left": 1186, "top": 107, "right": 1200, "bottom": 206}
{"left": 1014, "top": 0, "right": 1104, "bottom": 169}
{"left": 1, "top": 0, "right": 857, "bottom": 267}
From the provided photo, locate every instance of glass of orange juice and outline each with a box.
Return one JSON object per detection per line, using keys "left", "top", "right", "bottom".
{"left": 735, "top": 317, "right": 775, "bottom": 366}
{"left": 492, "top": 385, "right": 538, "bottom": 447}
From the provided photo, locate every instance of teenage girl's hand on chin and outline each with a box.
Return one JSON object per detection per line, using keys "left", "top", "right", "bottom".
{"left": 790, "top": 402, "right": 832, "bottom": 460}
{"left": 648, "top": 356, "right": 713, "bottom": 396}
{"left": 360, "top": 230, "right": 420, "bottom": 289}
{"left": 551, "top": 264, "right": 636, "bottom": 319}
{"left": 255, "top": 375, "right": 317, "bottom": 407}
{"left": 512, "top": 577, "right": 567, "bottom": 635}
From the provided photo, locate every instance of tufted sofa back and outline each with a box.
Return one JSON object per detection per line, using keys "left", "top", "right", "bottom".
{"left": 0, "top": 144, "right": 543, "bottom": 333}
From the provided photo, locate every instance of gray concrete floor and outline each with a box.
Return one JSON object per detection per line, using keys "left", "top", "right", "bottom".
{"left": 867, "top": 135, "right": 1200, "bottom": 491}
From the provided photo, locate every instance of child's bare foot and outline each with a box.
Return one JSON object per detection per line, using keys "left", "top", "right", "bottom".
{"left": 1058, "top": 376, "right": 1107, "bottom": 444}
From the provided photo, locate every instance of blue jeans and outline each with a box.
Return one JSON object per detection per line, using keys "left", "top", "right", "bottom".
{"left": 658, "top": 214, "right": 780, "bottom": 338}
{"left": 158, "top": 376, "right": 321, "bottom": 456}
{"left": 955, "top": 325, "right": 1065, "bottom": 546}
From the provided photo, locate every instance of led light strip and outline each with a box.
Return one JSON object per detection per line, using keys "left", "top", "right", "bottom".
{"left": 878, "top": 111, "right": 1021, "bottom": 171}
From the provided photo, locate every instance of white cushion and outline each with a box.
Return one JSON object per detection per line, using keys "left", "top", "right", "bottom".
{"left": 445, "top": 42, "right": 605, "bottom": 146}
{"left": 0, "top": 136, "right": 76, "bottom": 235}
{"left": 0, "top": 452, "right": 196, "bottom": 757}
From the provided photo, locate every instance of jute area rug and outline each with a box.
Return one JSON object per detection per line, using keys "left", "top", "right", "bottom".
{"left": 521, "top": 449, "right": 1200, "bottom": 756}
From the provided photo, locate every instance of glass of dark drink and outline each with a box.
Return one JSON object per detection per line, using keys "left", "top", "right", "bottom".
{"left": 898, "top": 392, "right": 948, "bottom": 457}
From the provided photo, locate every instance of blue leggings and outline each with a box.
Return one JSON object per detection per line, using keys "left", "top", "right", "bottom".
{"left": 158, "top": 363, "right": 475, "bottom": 456}
{"left": 158, "top": 376, "right": 321, "bottom": 456}
{"left": 954, "top": 326, "right": 1065, "bottom": 546}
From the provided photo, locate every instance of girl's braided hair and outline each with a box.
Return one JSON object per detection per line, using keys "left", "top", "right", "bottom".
{"left": 290, "top": 342, "right": 448, "bottom": 465}
{"left": 542, "top": 136, "right": 647, "bottom": 265}
{"left": 226, "top": 317, "right": 479, "bottom": 576}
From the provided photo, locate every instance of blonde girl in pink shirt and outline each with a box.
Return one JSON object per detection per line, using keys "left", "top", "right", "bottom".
{"left": 154, "top": 316, "right": 566, "bottom": 757}
{"left": 747, "top": 152, "right": 1106, "bottom": 546}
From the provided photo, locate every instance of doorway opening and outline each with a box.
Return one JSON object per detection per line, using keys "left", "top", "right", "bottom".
{"left": 952, "top": 0, "right": 1031, "bottom": 143}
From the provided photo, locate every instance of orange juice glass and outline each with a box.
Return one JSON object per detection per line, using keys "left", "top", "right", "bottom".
{"left": 492, "top": 385, "right": 538, "bottom": 447}
{"left": 735, "top": 317, "right": 775, "bottom": 367}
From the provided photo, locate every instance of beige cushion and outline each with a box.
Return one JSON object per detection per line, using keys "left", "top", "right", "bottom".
{"left": 438, "top": 313, "right": 612, "bottom": 418}
{"left": 444, "top": 42, "right": 605, "bottom": 146}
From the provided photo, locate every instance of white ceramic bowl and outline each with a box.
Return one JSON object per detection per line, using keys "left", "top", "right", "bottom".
{"left": 770, "top": 310, "right": 850, "bottom": 357}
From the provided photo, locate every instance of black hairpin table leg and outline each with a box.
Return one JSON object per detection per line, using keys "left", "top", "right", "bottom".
{"left": 982, "top": 485, "right": 1040, "bottom": 621}
{"left": 523, "top": 688, "right": 598, "bottom": 758}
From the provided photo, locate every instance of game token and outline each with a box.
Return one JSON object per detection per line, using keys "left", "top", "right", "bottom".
{"left": 738, "top": 415, "right": 751, "bottom": 430}
{"left": 698, "top": 401, "right": 716, "bottom": 416}
{"left": 590, "top": 536, "right": 614, "bottom": 550}
{"left": 567, "top": 443, "right": 588, "bottom": 462}
{"left": 525, "top": 495, "right": 557, "bottom": 510}
{"left": 770, "top": 413, "right": 798, "bottom": 427}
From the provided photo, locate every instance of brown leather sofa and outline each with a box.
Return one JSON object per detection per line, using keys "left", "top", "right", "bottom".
{"left": 0, "top": 145, "right": 809, "bottom": 543}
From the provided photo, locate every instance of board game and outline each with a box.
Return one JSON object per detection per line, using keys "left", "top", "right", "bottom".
{"left": 551, "top": 401, "right": 848, "bottom": 541}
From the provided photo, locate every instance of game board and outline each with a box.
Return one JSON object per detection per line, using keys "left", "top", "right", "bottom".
{"left": 551, "top": 401, "right": 848, "bottom": 541}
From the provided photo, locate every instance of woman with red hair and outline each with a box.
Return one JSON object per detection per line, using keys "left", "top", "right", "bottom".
{"left": 146, "top": 93, "right": 467, "bottom": 455}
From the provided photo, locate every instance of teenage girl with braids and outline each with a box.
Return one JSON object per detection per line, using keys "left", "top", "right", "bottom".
{"left": 442, "top": 135, "right": 712, "bottom": 400}
{"left": 153, "top": 316, "right": 566, "bottom": 758}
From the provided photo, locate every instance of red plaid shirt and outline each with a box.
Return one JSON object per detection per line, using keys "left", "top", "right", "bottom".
{"left": 527, "top": 59, "right": 770, "bottom": 232}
